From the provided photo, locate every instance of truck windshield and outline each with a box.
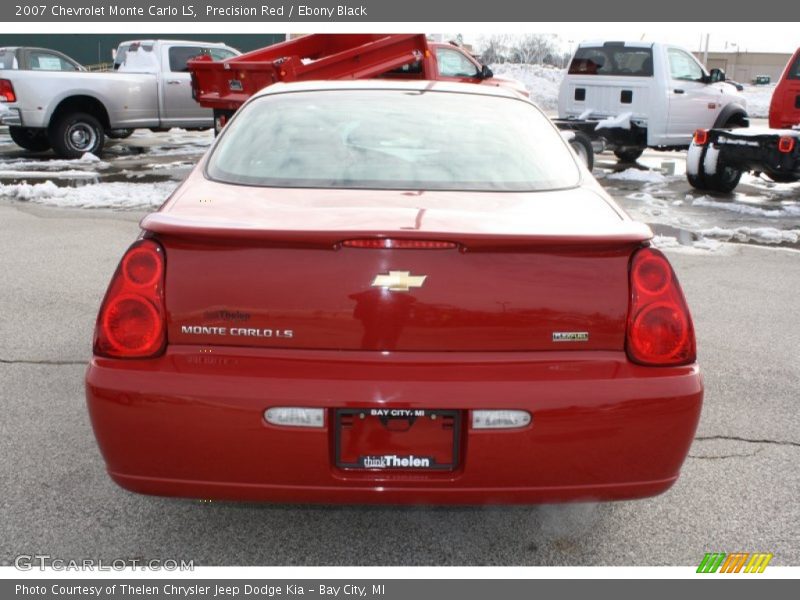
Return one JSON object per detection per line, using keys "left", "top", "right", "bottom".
{"left": 207, "top": 89, "right": 581, "bottom": 192}
{"left": 788, "top": 53, "right": 800, "bottom": 80}
{"left": 568, "top": 46, "right": 654, "bottom": 77}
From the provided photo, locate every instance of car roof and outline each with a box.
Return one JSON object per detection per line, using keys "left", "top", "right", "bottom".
{"left": 252, "top": 79, "right": 526, "bottom": 101}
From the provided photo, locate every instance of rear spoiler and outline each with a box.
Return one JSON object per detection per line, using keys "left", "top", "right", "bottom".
{"left": 140, "top": 213, "right": 653, "bottom": 250}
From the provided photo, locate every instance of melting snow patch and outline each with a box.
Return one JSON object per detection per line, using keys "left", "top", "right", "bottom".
{"left": 80, "top": 152, "right": 101, "bottom": 163}
{"left": 692, "top": 195, "right": 800, "bottom": 217}
{"left": 606, "top": 169, "right": 667, "bottom": 184}
{"left": 651, "top": 235, "right": 682, "bottom": 249}
{"left": 700, "top": 226, "right": 800, "bottom": 244}
{"left": 0, "top": 180, "right": 176, "bottom": 209}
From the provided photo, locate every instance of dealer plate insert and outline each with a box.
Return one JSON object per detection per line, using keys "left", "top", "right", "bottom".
{"left": 335, "top": 408, "right": 461, "bottom": 471}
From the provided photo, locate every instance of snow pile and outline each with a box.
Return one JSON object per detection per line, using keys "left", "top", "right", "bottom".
{"left": 692, "top": 195, "right": 800, "bottom": 218}
{"left": 739, "top": 84, "right": 774, "bottom": 119}
{"left": 699, "top": 225, "right": 800, "bottom": 244}
{"left": 595, "top": 112, "right": 632, "bottom": 131}
{"left": 0, "top": 156, "right": 111, "bottom": 171}
{"left": 0, "top": 180, "right": 177, "bottom": 209}
{"left": 606, "top": 168, "right": 667, "bottom": 184}
{"left": 490, "top": 63, "right": 564, "bottom": 111}
{"left": 651, "top": 234, "right": 725, "bottom": 253}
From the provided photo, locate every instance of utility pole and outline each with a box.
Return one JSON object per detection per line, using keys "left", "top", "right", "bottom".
{"left": 703, "top": 34, "right": 709, "bottom": 67}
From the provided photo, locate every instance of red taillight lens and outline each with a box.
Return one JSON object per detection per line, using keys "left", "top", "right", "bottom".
{"left": 0, "top": 79, "right": 16, "bottom": 103}
{"left": 778, "top": 136, "right": 795, "bottom": 154}
{"left": 693, "top": 129, "right": 708, "bottom": 146}
{"left": 94, "top": 239, "right": 166, "bottom": 358}
{"left": 342, "top": 238, "right": 457, "bottom": 249}
{"left": 627, "top": 248, "right": 696, "bottom": 366}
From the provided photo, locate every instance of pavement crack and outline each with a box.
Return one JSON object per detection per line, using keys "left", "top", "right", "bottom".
{"left": 695, "top": 435, "right": 800, "bottom": 449}
{"left": 689, "top": 448, "right": 763, "bottom": 460}
{"left": 0, "top": 358, "right": 86, "bottom": 366}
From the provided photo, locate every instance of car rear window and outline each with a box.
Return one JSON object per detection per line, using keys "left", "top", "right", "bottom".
{"left": 206, "top": 89, "right": 581, "bottom": 192}
{"left": 568, "top": 46, "right": 654, "bottom": 77}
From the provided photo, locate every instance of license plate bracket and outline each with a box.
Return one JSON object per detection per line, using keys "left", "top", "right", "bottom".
{"left": 335, "top": 408, "right": 460, "bottom": 471}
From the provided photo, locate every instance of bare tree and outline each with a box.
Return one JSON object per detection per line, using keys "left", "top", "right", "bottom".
{"left": 509, "top": 34, "right": 559, "bottom": 65}
{"left": 477, "top": 34, "right": 513, "bottom": 64}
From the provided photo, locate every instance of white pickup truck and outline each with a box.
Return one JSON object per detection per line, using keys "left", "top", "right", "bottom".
{"left": 0, "top": 39, "right": 238, "bottom": 158}
{"left": 556, "top": 41, "right": 748, "bottom": 162}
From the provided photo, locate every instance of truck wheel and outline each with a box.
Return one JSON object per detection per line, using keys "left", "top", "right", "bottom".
{"left": 568, "top": 132, "right": 594, "bottom": 170}
{"left": 703, "top": 152, "right": 742, "bottom": 193}
{"left": 687, "top": 170, "right": 706, "bottom": 190}
{"left": 214, "top": 109, "right": 234, "bottom": 136}
{"left": 107, "top": 129, "right": 134, "bottom": 140}
{"left": 704, "top": 164, "right": 742, "bottom": 193}
{"left": 614, "top": 147, "right": 644, "bottom": 163}
{"left": 48, "top": 112, "right": 105, "bottom": 158}
{"left": 8, "top": 127, "right": 51, "bottom": 152}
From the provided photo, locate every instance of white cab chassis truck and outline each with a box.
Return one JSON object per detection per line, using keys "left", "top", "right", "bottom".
{"left": 0, "top": 39, "right": 238, "bottom": 158}
{"left": 555, "top": 41, "right": 748, "bottom": 163}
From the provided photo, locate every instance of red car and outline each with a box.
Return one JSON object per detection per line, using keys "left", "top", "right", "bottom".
{"left": 769, "top": 47, "right": 800, "bottom": 129}
{"left": 86, "top": 81, "right": 702, "bottom": 504}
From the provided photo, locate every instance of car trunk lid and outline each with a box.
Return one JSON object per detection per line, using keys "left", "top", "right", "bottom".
{"left": 143, "top": 181, "right": 649, "bottom": 352}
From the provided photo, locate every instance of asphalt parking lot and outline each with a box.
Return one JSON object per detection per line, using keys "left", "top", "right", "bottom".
{"left": 0, "top": 130, "right": 799, "bottom": 566}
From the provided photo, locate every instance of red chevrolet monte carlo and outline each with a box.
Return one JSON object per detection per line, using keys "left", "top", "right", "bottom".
{"left": 86, "top": 80, "right": 703, "bottom": 504}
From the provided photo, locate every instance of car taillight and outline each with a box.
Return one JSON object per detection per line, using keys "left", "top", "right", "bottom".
{"left": 693, "top": 129, "right": 708, "bottom": 146}
{"left": 626, "top": 247, "right": 696, "bottom": 366}
{"left": 0, "top": 79, "right": 16, "bottom": 103}
{"left": 93, "top": 239, "right": 166, "bottom": 359}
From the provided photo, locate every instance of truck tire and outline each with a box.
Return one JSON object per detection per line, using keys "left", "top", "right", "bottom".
{"left": 8, "top": 127, "right": 51, "bottom": 152}
{"left": 613, "top": 147, "right": 644, "bottom": 163}
{"left": 48, "top": 112, "right": 105, "bottom": 158}
{"left": 107, "top": 128, "right": 134, "bottom": 139}
{"left": 687, "top": 145, "right": 742, "bottom": 193}
{"left": 214, "top": 109, "right": 235, "bottom": 136}
{"left": 568, "top": 132, "right": 594, "bottom": 170}
{"left": 704, "top": 162, "right": 742, "bottom": 193}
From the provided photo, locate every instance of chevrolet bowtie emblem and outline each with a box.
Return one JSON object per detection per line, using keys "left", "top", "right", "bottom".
{"left": 371, "top": 271, "right": 427, "bottom": 292}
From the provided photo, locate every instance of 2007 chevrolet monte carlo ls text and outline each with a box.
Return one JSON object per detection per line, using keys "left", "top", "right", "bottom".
{"left": 85, "top": 81, "right": 703, "bottom": 504}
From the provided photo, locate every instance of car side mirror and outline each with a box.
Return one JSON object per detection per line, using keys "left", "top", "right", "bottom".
{"left": 480, "top": 64, "right": 493, "bottom": 80}
{"left": 709, "top": 68, "right": 726, "bottom": 83}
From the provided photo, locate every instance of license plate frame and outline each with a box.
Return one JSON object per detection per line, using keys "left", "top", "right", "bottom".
{"left": 334, "top": 408, "right": 461, "bottom": 471}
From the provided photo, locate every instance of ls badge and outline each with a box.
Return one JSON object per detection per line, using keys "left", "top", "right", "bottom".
{"left": 371, "top": 271, "right": 427, "bottom": 292}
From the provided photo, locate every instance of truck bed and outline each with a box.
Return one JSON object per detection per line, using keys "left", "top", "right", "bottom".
{"left": 189, "top": 34, "right": 431, "bottom": 111}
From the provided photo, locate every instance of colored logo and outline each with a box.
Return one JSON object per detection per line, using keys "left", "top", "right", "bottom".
{"left": 697, "top": 552, "right": 773, "bottom": 573}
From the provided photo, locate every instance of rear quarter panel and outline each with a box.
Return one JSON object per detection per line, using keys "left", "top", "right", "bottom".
{"left": 8, "top": 70, "right": 159, "bottom": 129}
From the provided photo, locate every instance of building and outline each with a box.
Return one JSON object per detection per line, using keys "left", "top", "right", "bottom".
{"left": 694, "top": 51, "right": 792, "bottom": 84}
{"left": 0, "top": 34, "right": 285, "bottom": 67}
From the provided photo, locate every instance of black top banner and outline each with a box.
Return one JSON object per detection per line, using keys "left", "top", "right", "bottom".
{"left": 2, "top": 0, "right": 799, "bottom": 22}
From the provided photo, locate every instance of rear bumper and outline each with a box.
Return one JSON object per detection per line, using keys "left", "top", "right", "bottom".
{"left": 85, "top": 347, "right": 703, "bottom": 505}
{"left": 0, "top": 106, "right": 22, "bottom": 126}
{"left": 711, "top": 129, "right": 800, "bottom": 178}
